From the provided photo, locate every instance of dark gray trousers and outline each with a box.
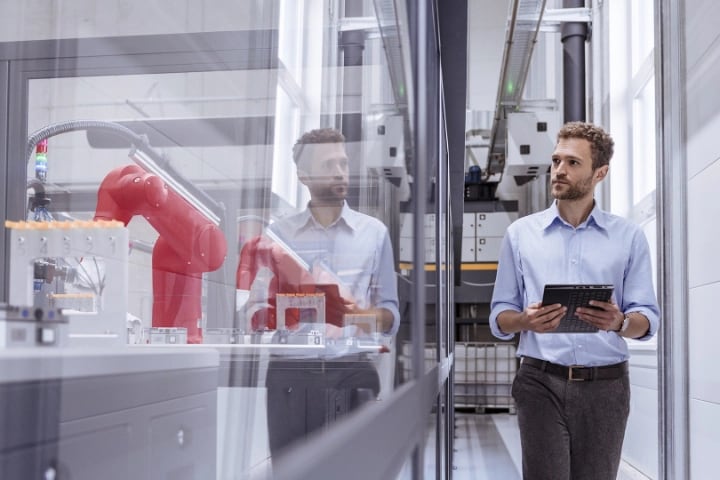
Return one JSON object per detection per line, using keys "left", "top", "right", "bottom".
{"left": 512, "top": 362, "right": 631, "bottom": 480}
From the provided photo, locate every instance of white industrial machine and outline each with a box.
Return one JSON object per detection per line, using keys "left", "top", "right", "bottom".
{"left": 505, "top": 110, "right": 562, "bottom": 178}
{"left": 5, "top": 220, "right": 128, "bottom": 346}
{"left": 364, "top": 114, "right": 411, "bottom": 201}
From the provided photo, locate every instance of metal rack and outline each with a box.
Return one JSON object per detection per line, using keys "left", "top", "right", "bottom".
{"left": 398, "top": 341, "right": 517, "bottom": 413}
{"left": 454, "top": 342, "right": 517, "bottom": 413}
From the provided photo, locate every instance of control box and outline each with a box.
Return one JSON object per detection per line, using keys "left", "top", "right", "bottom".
{"left": 0, "top": 304, "right": 68, "bottom": 348}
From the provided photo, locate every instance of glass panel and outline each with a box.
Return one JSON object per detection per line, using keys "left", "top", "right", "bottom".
{"left": 26, "top": 69, "right": 278, "bottom": 336}
{"left": 631, "top": 0, "right": 655, "bottom": 75}
{"left": 3, "top": 1, "right": 432, "bottom": 479}
{"left": 0, "top": 0, "right": 275, "bottom": 42}
{"left": 632, "top": 76, "right": 657, "bottom": 202}
{"left": 607, "top": 2, "right": 660, "bottom": 477}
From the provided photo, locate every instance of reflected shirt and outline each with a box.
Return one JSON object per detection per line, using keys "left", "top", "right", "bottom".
{"left": 268, "top": 202, "right": 400, "bottom": 336}
{"left": 489, "top": 201, "right": 660, "bottom": 367}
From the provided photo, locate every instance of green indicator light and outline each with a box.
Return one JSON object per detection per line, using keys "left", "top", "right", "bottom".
{"left": 506, "top": 81, "right": 514, "bottom": 94}
{"left": 398, "top": 84, "right": 405, "bottom": 97}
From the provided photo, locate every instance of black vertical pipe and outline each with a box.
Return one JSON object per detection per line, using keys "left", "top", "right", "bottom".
{"left": 340, "top": 2, "right": 364, "bottom": 209}
{"left": 561, "top": 0, "right": 589, "bottom": 122}
{"left": 340, "top": 1, "right": 364, "bottom": 142}
{"left": 339, "top": 29, "right": 364, "bottom": 141}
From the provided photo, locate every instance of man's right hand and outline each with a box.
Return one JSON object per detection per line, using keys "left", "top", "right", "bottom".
{"left": 497, "top": 302, "right": 567, "bottom": 334}
{"left": 521, "top": 302, "right": 566, "bottom": 333}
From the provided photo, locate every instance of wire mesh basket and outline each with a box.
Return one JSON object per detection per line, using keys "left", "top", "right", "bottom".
{"left": 398, "top": 341, "right": 518, "bottom": 412}
{"left": 454, "top": 342, "right": 517, "bottom": 412}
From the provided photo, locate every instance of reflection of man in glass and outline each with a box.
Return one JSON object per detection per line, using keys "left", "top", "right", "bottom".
{"left": 237, "top": 127, "right": 400, "bottom": 337}
{"left": 236, "top": 127, "right": 400, "bottom": 455}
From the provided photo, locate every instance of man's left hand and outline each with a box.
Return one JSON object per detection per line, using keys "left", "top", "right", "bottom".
{"left": 575, "top": 300, "right": 623, "bottom": 331}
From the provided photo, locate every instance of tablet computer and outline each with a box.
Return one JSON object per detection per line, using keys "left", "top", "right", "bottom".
{"left": 542, "top": 284, "right": 614, "bottom": 333}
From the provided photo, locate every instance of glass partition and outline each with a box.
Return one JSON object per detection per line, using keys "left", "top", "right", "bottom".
{"left": 1, "top": 1, "right": 450, "bottom": 479}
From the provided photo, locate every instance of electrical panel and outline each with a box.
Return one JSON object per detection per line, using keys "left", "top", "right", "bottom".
{"left": 398, "top": 213, "right": 436, "bottom": 263}
{"left": 461, "top": 210, "right": 518, "bottom": 263}
{"left": 400, "top": 210, "right": 517, "bottom": 264}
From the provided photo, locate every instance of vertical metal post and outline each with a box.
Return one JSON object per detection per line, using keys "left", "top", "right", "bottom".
{"left": 0, "top": 60, "right": 9, "bottom": 301}
{"left": 434, "top": 81, "right": 445, "bottom": 480}
{"left": 656, "top": 0, "right": 689, "bottom": 478}
{"left": 437, "top": 0, "right": 467, "bottom": 476}
{"left": 410, "top": 0, "right": 428, "bottom": 476}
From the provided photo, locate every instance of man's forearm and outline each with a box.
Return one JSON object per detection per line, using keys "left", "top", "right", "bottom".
{"left": 496, "top": 309, "right": 525, "bottom": 335}
{"left": 616, "top": 311, "right": 651, "bottom": 339}
{"left": 373, "top": 308, "right": 395, "bottom": 334}
{"left": 351, "top": 307, "right": 394, "bottom": 334}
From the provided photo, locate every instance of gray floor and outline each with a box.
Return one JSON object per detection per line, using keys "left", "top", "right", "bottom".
{"left": 450, "top": 412, "right": 652, "bottom": 480}
{"left": 245, "top": 408, "right": 652, "bottom": 479}
{"left": 452, "top": 412, "right": 521, "bottom": 479}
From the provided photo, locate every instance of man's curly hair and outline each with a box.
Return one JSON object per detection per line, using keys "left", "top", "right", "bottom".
{"left": 557, "top": 122, "right": 615, "bottom": 169}
{"left": 292, "top": 128, "right": 345, "bottom": 166}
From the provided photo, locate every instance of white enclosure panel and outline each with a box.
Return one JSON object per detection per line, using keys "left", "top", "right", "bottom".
{"left": 623, "top": 383, "right": 659, "bottom": 480}
{"left": 475, "top": 237, "right": 503, "bottom": 262}
{"left": 461, "top": 237, "right": 476, "bottom": 262}
{"left": 686, "top": 106, "right": 720, "bottom": 180}
{"left": 462, "top": 213, "right": 476, "bottom": 238}
{"left": 687, "top": 159, "right": 720, "bottom": 288}
{"left": 475, "top": 211, "right": 518, "bottom": 237}
{"left": 689, "top": 282, "right": 720, "bottom": 403}
{"left": 684, "top": 0, "right": 720, "bottom": 72}
{"left": 690, "top": 398, "right": 720, "bottom": 479}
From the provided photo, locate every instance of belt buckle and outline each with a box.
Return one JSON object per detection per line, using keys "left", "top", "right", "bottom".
{"left": 568, "top": 365, "right": 586, "bottom": 381}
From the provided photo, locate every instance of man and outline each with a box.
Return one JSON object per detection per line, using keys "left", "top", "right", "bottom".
{"left": 237, "top": 127, "right": 399, "bottom": 336}
{"left": 490, "top": 121, "right": 660, "bottom": 480}
{"left": 236, "top": 127, "right": 400, "bottom": 454}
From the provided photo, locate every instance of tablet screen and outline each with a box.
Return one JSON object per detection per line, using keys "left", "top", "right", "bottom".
{"left": 542, "top": 284, "right": 614, "bottom": 333}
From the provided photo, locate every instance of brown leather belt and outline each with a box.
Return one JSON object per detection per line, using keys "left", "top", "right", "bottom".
{"left": 521, "top": 356, "right": 628, "bottom": 381}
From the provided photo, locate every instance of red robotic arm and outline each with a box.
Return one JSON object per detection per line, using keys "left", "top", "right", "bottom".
{"left": 95, "top": 164, "right": 227, "bottom": 343}
{"left": 237, "top": 234, "right": 351, "bottom": 331}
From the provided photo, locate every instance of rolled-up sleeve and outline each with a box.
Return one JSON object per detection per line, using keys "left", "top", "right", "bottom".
{"left": 489, "top": 231, "right": 522, "bottom": 340}
{"left": 375, "top": 229, "right": 401, "bottom": 336}
{"left": 622, "top": 231, "right": 661, "bottom": 341}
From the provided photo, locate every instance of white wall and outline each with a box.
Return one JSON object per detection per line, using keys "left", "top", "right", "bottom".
{"left": 685, "top": 1, "right": 720, "bottom": 476}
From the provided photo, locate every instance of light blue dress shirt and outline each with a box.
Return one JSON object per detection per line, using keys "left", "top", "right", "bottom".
{"left": 268, "top": 202, "right": 400, "bottom": 336}
{"left": 490, "top": 201, "right": 660, "bottom": 367}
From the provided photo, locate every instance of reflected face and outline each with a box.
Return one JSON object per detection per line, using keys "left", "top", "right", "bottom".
{"left": 297, "top": 143, "right": 350, "bottom": 204}
{"left": 550, "top": 137, "right": 605, "bottom": 201}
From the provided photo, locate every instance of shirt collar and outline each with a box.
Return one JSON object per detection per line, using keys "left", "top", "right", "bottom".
{"left": 294, "top": 201, "right": 358, "bottom": 233}
{"left": 542, "top": 200, "right": 608, "bottom": 232}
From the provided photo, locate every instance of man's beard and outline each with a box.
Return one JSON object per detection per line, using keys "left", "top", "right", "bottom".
{"left": 552, "top": 173, "right": 594, "bottom": 200}
{"left": 313, "top": 183, "right": 348, "bottom": 204}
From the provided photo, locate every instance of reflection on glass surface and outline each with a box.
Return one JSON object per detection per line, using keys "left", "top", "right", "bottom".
{"left": 1, "top": 1, "right": 438, "bottom": 479}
